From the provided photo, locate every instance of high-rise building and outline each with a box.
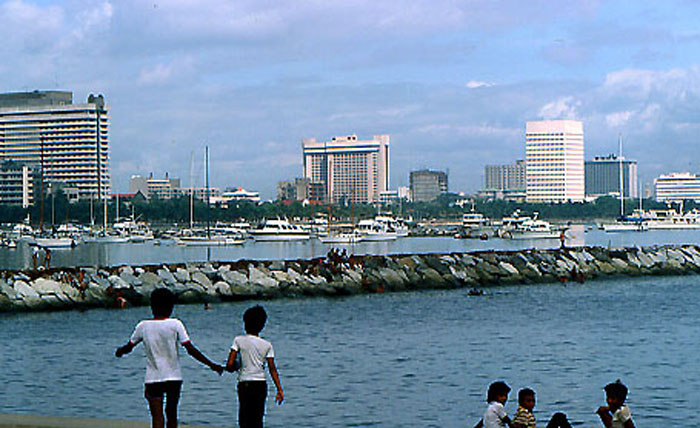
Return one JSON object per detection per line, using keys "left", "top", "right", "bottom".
{"left": 585, "top": 155, "right": 638, "bottom": 198}
{"left": 302, "top": 134, "right": 390, "bottom": 204}
{"left": 525, "top": 120, "right": 584, "bottom": 203}
{"left": 654, "top": 172, "right": 700, "bottom": 202}
{"left": 0, "top": 91, "right": 110, "bottom": 200}
{"left": 484, "top": 160, "right": 526, "bottom": 191}
{"left": 409, "top": 169, "right": 448, "bottom": 202}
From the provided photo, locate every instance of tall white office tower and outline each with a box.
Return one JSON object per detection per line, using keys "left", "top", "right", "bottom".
{"left": 525, "top": 120, "right": 584, "bottom": 203}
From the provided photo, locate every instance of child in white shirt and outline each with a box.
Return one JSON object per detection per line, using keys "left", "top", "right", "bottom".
{"left": 225, "top": 305, "right": 284, "bottom": 428}
{"left": 116, "top": 288, "right": 222, "bottom": 428}
{"left": 474, "top": 381, "right": 513, "bottom": 428}
{"left": 596, "top": 380, "right": 636, "bottom": 428}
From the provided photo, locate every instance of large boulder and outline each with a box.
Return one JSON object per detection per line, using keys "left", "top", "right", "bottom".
{"left": 174, "top": 268, "right": 190, "bottom": 283}
{"left": 157, "top": 268, "right": 177, "bottom": 285}
{"left": 249, "top": 266, "right": 278, "bottom": 289}
{"left": 14, "top": 280, "right": 39, "bottom": 299}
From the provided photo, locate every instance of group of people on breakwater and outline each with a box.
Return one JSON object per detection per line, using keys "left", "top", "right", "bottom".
{"left": 115, "top": 289, "right": 283, "bottom": 428}
{"left": 474, "top": 380, "right": 635, "bottom": 428}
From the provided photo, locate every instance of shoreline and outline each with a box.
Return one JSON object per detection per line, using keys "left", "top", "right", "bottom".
{"left": 1, "top": 244, "right": 698, "bottom": 312}
{"left": 0, "top": 414, "right": 223, "bottom": 428}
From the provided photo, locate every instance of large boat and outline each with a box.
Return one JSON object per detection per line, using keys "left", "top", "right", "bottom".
{"left": 176, "top": 234, "right": 245, "bottom": 246}
{"left": 249, "top": 218, "right": 311, "bottom": 241}
{"left": 462, "top": 211, "right": 490, "bottom": 229}
{"left": 373, "top": 214, "right": 409, "bottom": 237}
{"left": 357, "top": 219, "right": 398, "bottom": 241}
{"left": 633, "top": 209, "right": 700, "bottom": 230}
{"left": 504, "top": 218, "right": 561, "bottom": 240}
{"left": 318, "top": 230, "right": 364, "bottom": 244}
{"left": 34, "top": 237, "right": 77, "bottom": 248}
{"left": 602, "top": 217, "right": 649, "bottom": 232}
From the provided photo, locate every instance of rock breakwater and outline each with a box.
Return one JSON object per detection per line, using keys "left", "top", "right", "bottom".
{"left": 1, "top": 244, "right": 700, "bottom": 312}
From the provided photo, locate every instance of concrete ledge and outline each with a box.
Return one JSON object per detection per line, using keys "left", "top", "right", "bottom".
{"left": 0, "top": 414, "right": 226, "bottom": 428}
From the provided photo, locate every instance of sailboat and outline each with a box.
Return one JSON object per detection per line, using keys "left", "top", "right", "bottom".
{"left": 318, "top": 206, "right": 363, "bottom": 244}
{"left": 177, "top": 146, "right": 245, "bottom": 246}
{"left": 603, "top": 135, "right": 648, "bottom": 232}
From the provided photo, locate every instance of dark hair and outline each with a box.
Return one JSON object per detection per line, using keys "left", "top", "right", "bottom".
{"left": 604, "top": 380, "right": 628, "bottom": 402}
{"left": 546, "top": 412, "right": 571, "bottom": 428}
{"left": 243, "top": 305, "right": 267, "bottom": 335}
{"left": 150, "top": 288, "right": 175, "bottom": 318}
{"left": 518, "top": 388, "right": 535, "bottom": 406}
{"left": 487, "top": 381, "right": 511, "bottom": 402}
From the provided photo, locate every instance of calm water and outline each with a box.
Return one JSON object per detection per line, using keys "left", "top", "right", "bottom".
{"left": 0, "top": 275, "right": 698, "bottom": 426}
{"left": 4, "top": 226, "right": 700, "bottom": 269}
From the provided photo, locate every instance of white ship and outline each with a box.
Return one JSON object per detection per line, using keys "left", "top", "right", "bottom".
{"left": 249, "top": 218, "right": 311, "bottom": 241}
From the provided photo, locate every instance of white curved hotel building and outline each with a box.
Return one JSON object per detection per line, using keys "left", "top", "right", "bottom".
{"left": 525, "top": 120, "right": 585, "bottom": 203}
{"left": 0, "top": 91, "right": 110, "bottom": 201}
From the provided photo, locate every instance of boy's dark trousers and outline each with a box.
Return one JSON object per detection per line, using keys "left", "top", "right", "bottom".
{"left": 238, "top": 381, "right": 267, "bottom": 428}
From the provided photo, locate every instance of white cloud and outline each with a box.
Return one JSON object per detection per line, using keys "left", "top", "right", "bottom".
{"left": 538, "top": 96, "right": 581, "bottom": 120}
{"left": 466, "top": 80, "right": 493, "bottom": 89}
{"left": 605, "top": 110, "right": 633, "bottom": 128}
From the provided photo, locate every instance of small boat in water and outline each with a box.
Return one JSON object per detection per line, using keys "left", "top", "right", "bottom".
{"left": 35, "top": 237, "right": 77, "bottom": 248}
{"left": 176, "top": 235, "right": 245, "bottom": 246}
{"left": 318, "top": 230, "right": 364, "bottom": 244}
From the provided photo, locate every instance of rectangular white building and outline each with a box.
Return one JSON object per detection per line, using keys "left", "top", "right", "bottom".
{"left": 302, "top": 134, "right": 390, "bottom": 204}
{"left": 654, "top": 172, "right": 700, "bottom": 202}
{"left": 525, "top": 120, "right": 584, "bottom": 203}
{"left": 0, "top": 91, "right": 110, "bottom": 200}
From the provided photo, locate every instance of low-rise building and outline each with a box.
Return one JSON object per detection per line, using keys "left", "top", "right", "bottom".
{"left": 0, "top": 160, "right": 39, "bottom": 207}
{"left": 654, "top": 172, "right": 700, "bottom": 202}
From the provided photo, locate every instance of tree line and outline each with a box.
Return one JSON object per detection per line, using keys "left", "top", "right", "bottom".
{"left": 0, "top": 191, "right": 689, "bottom": 227}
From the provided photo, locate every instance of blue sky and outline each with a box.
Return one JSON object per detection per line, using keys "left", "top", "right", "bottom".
{"left": 2, "top": 0, "right": 700, "bottom": 197}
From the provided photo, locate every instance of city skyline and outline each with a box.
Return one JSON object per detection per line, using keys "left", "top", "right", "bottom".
{"left": 2, "top": 1, "right": 700, "bottom": 198}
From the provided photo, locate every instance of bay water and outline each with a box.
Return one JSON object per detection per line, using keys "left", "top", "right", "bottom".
{"left": 0, "top": 274, "right": 698, "bottom": 426}
{"left": 5, "top": 226, "right": 700, "bottom": 270}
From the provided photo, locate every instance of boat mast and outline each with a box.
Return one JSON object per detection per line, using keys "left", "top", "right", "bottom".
{"left": 189, "top": 151, "right": 194, "bottom": 229}
{"left": 205, "top": 146, "right": 210, "bottom": 239}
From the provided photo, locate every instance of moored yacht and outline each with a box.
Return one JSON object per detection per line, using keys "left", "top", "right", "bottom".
{"left": 357, "top": 219, "right": 398, "bottom": 241}
{"left": 248, "top": 218, "right": 311, "bottom": 241}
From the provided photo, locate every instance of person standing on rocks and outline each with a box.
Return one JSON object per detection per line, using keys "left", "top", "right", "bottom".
{"left": 115, "top": 288, "right": 223, "bottom": 428}
{"left": 225, "top": 305, "right": 284, "bottom": 428}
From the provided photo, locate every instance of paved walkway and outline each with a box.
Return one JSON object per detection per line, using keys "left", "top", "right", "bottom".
{"left": 0, "top": 414, "right": 227, "bottom": 428}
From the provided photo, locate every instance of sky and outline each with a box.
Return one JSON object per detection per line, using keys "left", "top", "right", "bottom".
{"left": 2, "top": 0, "right": 700, "bottom": 198}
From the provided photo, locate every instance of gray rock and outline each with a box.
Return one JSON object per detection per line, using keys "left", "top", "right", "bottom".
{"left": 192, "top": 271, "right": 213, "bottom": 290}
{"left": 249, "top": 266, "right": 278, "bottom": 288}
{"left": 14, "top": 280, "right": 40, "bottom": 299}
{"left": 157, "top": 268, "right": 177, "bottom": 285}
{"left": 32, "top": 278, "right": 63, "bottom": 296}
{"left": 498, "top": 262, "right": 520, "bottom": 276}
{"left": 120, "top": 272, "right": 142, "bottom": 287}
{"left": 174, "top": 268, "right": 190, "bottom": 283}
{"left": 0, "top": 280, "right": 18, "bottom": 299}
{"left": 119, "top": 266, "right": 134, "bottom": 276}
{"left": 135, "top": 267, "right": 146, "bottom": 275}
{"left": 214, "top": 281, "right": 231, "bottom": 295}
{"left": 222, "top": 270, "right": 248, "bottom": 287}
{"left": 108, "top": 275, "right": 130, "bottom": 289}
{"left": 139, "top": 272, "right": 163, "bottom": 287}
